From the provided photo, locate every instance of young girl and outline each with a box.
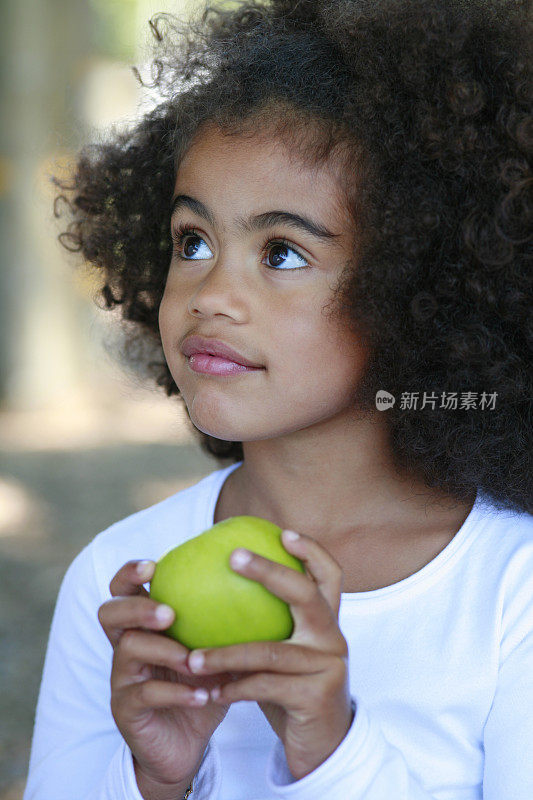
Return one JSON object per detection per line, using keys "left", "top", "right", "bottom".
{"left": 25, "top": 0, "right": 532, "bottom": 798}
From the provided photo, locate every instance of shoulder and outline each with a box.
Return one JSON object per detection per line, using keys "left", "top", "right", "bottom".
{"left": 66, "top": 463, "right": 239, "bottom": 603}
{"left": 470, "top": 493, "right": 533, "bottom": 587}
{"left": 472, "top": 495, "right": 533, "bottom": 655}
{"left": 473, "top": 493, "right": 533, "bottom": 567}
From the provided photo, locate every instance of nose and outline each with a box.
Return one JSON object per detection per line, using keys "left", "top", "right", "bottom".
{"left": 187, "top": 259, "right": 250, "bottom": 319}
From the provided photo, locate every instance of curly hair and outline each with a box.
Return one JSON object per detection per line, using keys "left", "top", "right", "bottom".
{"left": 53, "top": 0, "right": 533, "bottom": 514}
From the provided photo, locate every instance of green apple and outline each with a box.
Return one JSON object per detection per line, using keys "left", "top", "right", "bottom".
{"left": 149, "top": 515, "right": 306, "bottom": 649}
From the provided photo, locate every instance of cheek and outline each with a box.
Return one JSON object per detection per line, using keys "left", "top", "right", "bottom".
{"left": 280, "top": 297, "right": 362, "bottom": 370}
{"left": 158, "top": 283, "right": 177, "bottom": 346}
{"left": 268, "top": 318, "right": 363, "bottom": 406}
{"left": 317, "top": 320, "right": 367, "bottom": 391}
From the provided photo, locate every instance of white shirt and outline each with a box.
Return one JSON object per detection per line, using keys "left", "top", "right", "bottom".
{"left": 23, "top": 460, "right": 533, "bottom": 800}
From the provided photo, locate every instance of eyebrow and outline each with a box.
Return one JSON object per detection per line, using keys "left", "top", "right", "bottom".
{"left": 170, "top": 194, "right": 341, "bottom": 242}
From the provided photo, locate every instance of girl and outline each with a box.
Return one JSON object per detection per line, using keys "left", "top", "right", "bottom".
{"left": 25, "top": 1, "right": 532, "bottom": 798}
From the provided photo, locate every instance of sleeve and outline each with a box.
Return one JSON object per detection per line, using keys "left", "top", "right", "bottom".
{"left": 265, "top": 547, "right": 533, "bottom": 800}
{"left": 264, "top": 698, "right": 437, "bottom": 799}
{"left": 481, "top": 548, "right": 533, "bottom": 800}
{"left": 22, "top": 542, "right": 222, "bottom": 800}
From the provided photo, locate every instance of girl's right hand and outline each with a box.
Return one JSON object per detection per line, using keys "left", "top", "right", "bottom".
{"left": 98, "top": 559, "right": 233, "bottom": 796}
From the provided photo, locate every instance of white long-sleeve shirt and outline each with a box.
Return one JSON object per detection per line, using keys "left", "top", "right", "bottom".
{"left": 23, "top": 460, "right": 533, "bottom": 800}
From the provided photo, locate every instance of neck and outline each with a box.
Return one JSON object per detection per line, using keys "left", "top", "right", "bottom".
{"left": 220, "top": 412, "right": 474, "bottom": 546}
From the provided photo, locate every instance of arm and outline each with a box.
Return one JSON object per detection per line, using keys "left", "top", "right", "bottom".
{"left": 265, "top": 697, "right": 439, "bottom": 799}
{"left": 264, "top": 551, "right": 533, "bottom": 800}
{"left": 22, "top": 543, "right": 221, "bottom": 800}
{"left": 194, "top": 529, "right": 533, "bottom": 798}
{"left": 482, "top": 553, "right": 533, "bottom": 800}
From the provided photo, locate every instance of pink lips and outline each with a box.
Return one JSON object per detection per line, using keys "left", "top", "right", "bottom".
{"left": 181, "top": 335, "right": 264, "bottom": 371}
{"left": 188, "top": 353, "right": 262, "bottom": 375}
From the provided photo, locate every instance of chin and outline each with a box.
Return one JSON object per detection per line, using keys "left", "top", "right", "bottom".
{"left": 191, "top": 417, "right": 243, "bottom": 441}
{"left": 192, "top": 417, "right": 278, "bottom": 443}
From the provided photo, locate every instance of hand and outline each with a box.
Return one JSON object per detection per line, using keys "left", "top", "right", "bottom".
{"left": 185, "top": 531, "right": 355, "bottom": 781}
{"left": 97, "top": 560, "right": 235, "bottom": 798}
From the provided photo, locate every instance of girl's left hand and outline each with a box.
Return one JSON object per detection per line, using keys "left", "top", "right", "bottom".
{"left": 186, "top": 530, "right": 354, "bottom": 781}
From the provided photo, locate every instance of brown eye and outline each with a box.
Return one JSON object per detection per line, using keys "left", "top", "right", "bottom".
{"left": 171, "top": 226, "right": 212, "bottom": 261}
{"left": 182, "top": 234, "right": 201, "bottom": 258}
{"left": 268, "top": 243, "right": 289, "bottom": 267}
{"left": 261, "top": 238, "right": 310, "bottom": 271}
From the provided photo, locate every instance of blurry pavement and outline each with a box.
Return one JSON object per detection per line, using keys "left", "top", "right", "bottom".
{"left": 0, "top": 390, "right": 217, "bottom": 797}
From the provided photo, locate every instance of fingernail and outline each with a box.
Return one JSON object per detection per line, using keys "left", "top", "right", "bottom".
{"left": 231, "top": 549, "right": 252, "bottom": 568}
{"left": 193, "top": 688, "right": 209, "bottom": 704}
{"left": 189, "top": 651, "right": 205, "bottom": 671}
{"left": 136, "top": 560, "right": 154, "bottom": 578}
{"left": 155, "top": 604, "right": 174, "bottom": 624}
{"left": 283, "top": 530, "right": 299, "bottom": 541}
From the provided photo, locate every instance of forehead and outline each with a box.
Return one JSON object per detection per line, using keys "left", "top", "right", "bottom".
{"left": 173, "top": 124, "right": 352, "bottom": 230}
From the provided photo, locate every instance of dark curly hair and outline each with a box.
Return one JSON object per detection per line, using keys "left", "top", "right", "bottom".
{"left": 52, "top": 0, "right": 533, "bottom": 515}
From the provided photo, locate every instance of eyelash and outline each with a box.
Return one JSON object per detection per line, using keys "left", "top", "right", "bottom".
{"left": 170, "top": 223, "right": 311, "bottom": 271}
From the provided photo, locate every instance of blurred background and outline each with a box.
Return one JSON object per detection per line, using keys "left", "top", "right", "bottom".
{"left": 0, "top": 1, "right": 223, "bottom": 795}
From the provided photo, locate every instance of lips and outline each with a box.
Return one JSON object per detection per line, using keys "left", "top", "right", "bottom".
{"left": 180, "top": 335, "right": 264, "bottom": 368}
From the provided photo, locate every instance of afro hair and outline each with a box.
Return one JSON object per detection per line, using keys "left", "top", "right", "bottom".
{"left": 52, "top": 0, "right": 533, "bottom": 514}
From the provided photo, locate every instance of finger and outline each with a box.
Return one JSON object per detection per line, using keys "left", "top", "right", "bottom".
{"left": 208, "top": 672, "right": 317, "bottom": 710}
{"left": 112, "top": 629, "right": 192, "bottom": 690}
{"left": 109, "top": 560, "right": 156, "bottom": 598}
{"left": 187, "top": 640, "right": 332, "bottom": 676}
{"left": 229, "top": 547, "right": 340, "bottom": 646}
{"left": 280, "top": 530, "right": 344, "bottom": 615}
{"left": 115, "top": 679, "right": 213, "bottom": 721}
{"left": 98, "top": 595, "right": 175, "bottom": 648}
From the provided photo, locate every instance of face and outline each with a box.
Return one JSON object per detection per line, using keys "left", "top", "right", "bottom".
{"left": 159, "top": 124, "right": 369, "bottom": 443}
